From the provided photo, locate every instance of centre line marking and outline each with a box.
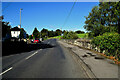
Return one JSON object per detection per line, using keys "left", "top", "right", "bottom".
{"left": 25, "top": 51, "right": 38, "bottom": 60}
{"left": 0, "top": 67, "right": 13, "bottom": 76}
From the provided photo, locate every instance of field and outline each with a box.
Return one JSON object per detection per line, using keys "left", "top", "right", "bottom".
{"left": 48, "top": 36, "right": 62, "bottom": 39}
{"left": 48, "top": 33, "right": 88, "bottom": 39}
{"left": 77, "top": 33, "right": 88, "bottom": 38}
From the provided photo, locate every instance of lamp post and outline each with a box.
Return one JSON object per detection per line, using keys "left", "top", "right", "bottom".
{"left": 20, "top": 8, "right": 23, "bottom": 28}
{"left": 19, "top": 8, "right": 23, "bottom": 41}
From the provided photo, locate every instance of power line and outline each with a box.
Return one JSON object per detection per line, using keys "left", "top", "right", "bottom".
{"left": 62, "top": 0, "right": 77, "bottom": 28}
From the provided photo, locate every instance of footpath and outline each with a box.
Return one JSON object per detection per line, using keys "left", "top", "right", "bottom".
{"left": 58, "top": 40, "right": 120, "bottom": 79}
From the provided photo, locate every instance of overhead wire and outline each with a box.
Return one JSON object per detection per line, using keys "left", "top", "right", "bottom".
{"left": 62, "top": 0, "right": 77, "bottom": 28}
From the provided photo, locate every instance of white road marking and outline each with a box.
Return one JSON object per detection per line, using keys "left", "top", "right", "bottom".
{"left": 38, "top": 49, "right": 42, "bottom": 51}
{"left": 0, "top": 67, "right": 13, "bottom": 76}
{"left": 25, "top": 51, "right": 38, "bottom": 60}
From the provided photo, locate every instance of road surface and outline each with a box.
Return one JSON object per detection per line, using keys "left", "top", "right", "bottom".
{"left": 2, "top": 39, "right": 89, "bottom": 78}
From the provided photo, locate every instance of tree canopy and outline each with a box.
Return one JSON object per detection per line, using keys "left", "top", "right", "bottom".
{"left": 84, "top": 2, "right": 120, "bottom": 37}
{"left": 75, "top": 30, "right": 85, "bottom": 34}
{"left": 1, "top": 16, "right": 11, "bottom": 38}
{"left": 32, "top": 27, "right": 40, "bottom": 39}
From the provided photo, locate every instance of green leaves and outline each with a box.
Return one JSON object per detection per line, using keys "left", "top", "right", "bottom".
{"left": 92, "top": 32, "right": 120, "bottom": 58}
{"left": 84, "top": 2, "right": 120, "bottom": 37}
{"left": 62, "top": 31, "right": 78, "bottom": 39}
{"left": 32, "top": 27, "right": 40, "bottom": 39}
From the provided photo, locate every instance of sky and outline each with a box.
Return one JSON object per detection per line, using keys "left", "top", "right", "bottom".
{"left": 2, "top": 2, "right": 99, "bottom": 35}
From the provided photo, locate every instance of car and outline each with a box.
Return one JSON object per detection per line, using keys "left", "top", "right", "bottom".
{"left": 33, "top": 38, "right": 41, "bottom": 43}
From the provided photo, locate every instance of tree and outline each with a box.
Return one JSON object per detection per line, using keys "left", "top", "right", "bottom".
{"left": 26, "top": 34, "right": 29, "bottom": 38}
{"left": 75, "top": 30, "right": 85, "bottom": 34}
{"left": 48, "top": 30, "right": 55, "bottom": 37}
{"left": 41, "top": 28, "right": 48, "bottom": 38}
{"left": 55, "top": 29, "right": 62, "bottom": 36}
{"left": 62, "top": 30, "right": 66, "bottom": 34}
{"left": 29, "top": 35, "right": 33, "bottom": 39}
{"left": 32, "top": 27, "right": 40, "bottom": 39}
{"left": 1, "top": 16, "right": 11, "bottom": 38}
{"left": 19, "top": 28, "right": 26, "bottom": 39}
{"left": 84, "top": 2, "right": 120, "bottom": 37}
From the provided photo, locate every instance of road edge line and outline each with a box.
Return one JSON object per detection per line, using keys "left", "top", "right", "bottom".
{"left": 0, "top": 67, "right": 13, "bottom": 76}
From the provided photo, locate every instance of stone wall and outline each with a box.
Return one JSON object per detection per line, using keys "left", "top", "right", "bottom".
{"left": 62, "top": 39, "right": 101, "bottom": 53}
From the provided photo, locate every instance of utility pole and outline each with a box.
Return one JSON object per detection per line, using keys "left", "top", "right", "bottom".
{"left": 20, "top": 8, "right": 23, "bottom": 28}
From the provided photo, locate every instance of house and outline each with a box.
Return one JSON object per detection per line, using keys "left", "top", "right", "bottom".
{"left": 11, "top": 26, "right": 27, "bottom": 41}
{"left": 11, "top": 27, "right": 20, "bottom": 38}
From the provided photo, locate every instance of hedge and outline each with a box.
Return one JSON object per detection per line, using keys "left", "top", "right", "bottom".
{"left": 91, "top": 32, "right": 120, "bottom": 60}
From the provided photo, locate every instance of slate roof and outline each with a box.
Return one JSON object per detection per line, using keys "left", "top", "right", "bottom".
{"left": 11, "top": 27, "right": 20, "bottom": 31}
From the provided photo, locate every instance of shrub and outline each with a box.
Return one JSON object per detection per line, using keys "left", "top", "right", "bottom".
{"left": 91, "top": 32, "right": 120, "bottom": 60}
{"left": 62, "top": 31, "right": 78, "bottom": 39}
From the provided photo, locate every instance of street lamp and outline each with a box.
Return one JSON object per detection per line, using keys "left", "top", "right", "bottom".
{"left": 20, "top": 8, "right": 23, "bottom": 28}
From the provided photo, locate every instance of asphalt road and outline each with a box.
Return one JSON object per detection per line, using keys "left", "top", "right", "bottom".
{"left": 2, "top": 39, "right": 88, "bottom": 78}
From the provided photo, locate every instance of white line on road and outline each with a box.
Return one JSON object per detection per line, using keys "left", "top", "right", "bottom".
{"left": 39, "top": 49, "right": 42, "bottom": 51}
{"left": 0, "top": 67, "right": 13, "bottom": 76}
{"left": 25, "top": 51, "right": 38, "bottom": 60}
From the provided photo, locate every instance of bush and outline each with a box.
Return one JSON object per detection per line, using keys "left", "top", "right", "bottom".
{"left": 88, "top": 32, "right": 95, "bottom": 39}
{"left": 91, "top": 32, "right": 120, "bottom": 60}
{"left": 62, "top": 31, "right": 78, "bottom": 39}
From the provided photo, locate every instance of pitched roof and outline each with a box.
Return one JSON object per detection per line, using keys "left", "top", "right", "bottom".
{"left": 11, "top": 27, "right": 20, "bottom": 31}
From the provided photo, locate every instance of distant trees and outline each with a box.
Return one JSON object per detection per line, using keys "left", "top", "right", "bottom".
{"left": 75, "top": 30, "right": 85, "bottom": 34}
{"left": 62, "top": 31, "right": 78, "bottom": 39}
{"left": 41, "top": 28, "right": 48, "bottom": 38}
{"left": 32, "top": 27, "right": 40, "bottom": 39}
{"left": 84, "top": 2, "right": 120, "bottom": 38}
{"left": 48, "top": 30, "right": 55, "bottom": 37}
{"left": 55, "top": 29, "right": 62, "bottom": 36}
{"left": 40, "top": 28, "right": 62, "bottom": 37}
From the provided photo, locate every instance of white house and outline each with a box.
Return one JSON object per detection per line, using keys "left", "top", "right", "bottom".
{"left": 11, "top": 27, "right": 20, "bottom": 38}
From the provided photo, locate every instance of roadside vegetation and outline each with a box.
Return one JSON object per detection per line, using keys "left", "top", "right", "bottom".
{"left": 62, "top": 31, "right": 78, "bottom": 39}
{"left": 77, "top": 33, "right": 88, "bottom": 39}
{"left": 84, "top": 2, "right": 120, "bottom": 61}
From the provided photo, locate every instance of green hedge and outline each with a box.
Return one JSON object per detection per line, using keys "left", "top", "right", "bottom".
{"left": 91, "top": 32, "right": 120, "bottom": 60}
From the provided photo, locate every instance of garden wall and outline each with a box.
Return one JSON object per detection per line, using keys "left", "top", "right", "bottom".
{"left": 62, "top": 39, "right": 101, "bottom": 53}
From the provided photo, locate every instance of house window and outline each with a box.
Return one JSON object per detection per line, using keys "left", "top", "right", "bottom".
{"left": 14, "top": 31, "right": 15, "bottom": 34}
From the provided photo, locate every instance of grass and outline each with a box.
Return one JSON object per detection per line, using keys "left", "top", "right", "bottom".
{"left": 47, "top": 33, "right": 88, "bottom": 40}
{"left": 48, "top": 36, "right": 62, "bottom": 40}
{"left": 77, "top": 33, "right": 88, "bottom": 38}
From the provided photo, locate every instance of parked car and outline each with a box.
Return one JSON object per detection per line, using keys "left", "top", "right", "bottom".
{"left": 33, "top": 38, "right": 41, "bottom": 43}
